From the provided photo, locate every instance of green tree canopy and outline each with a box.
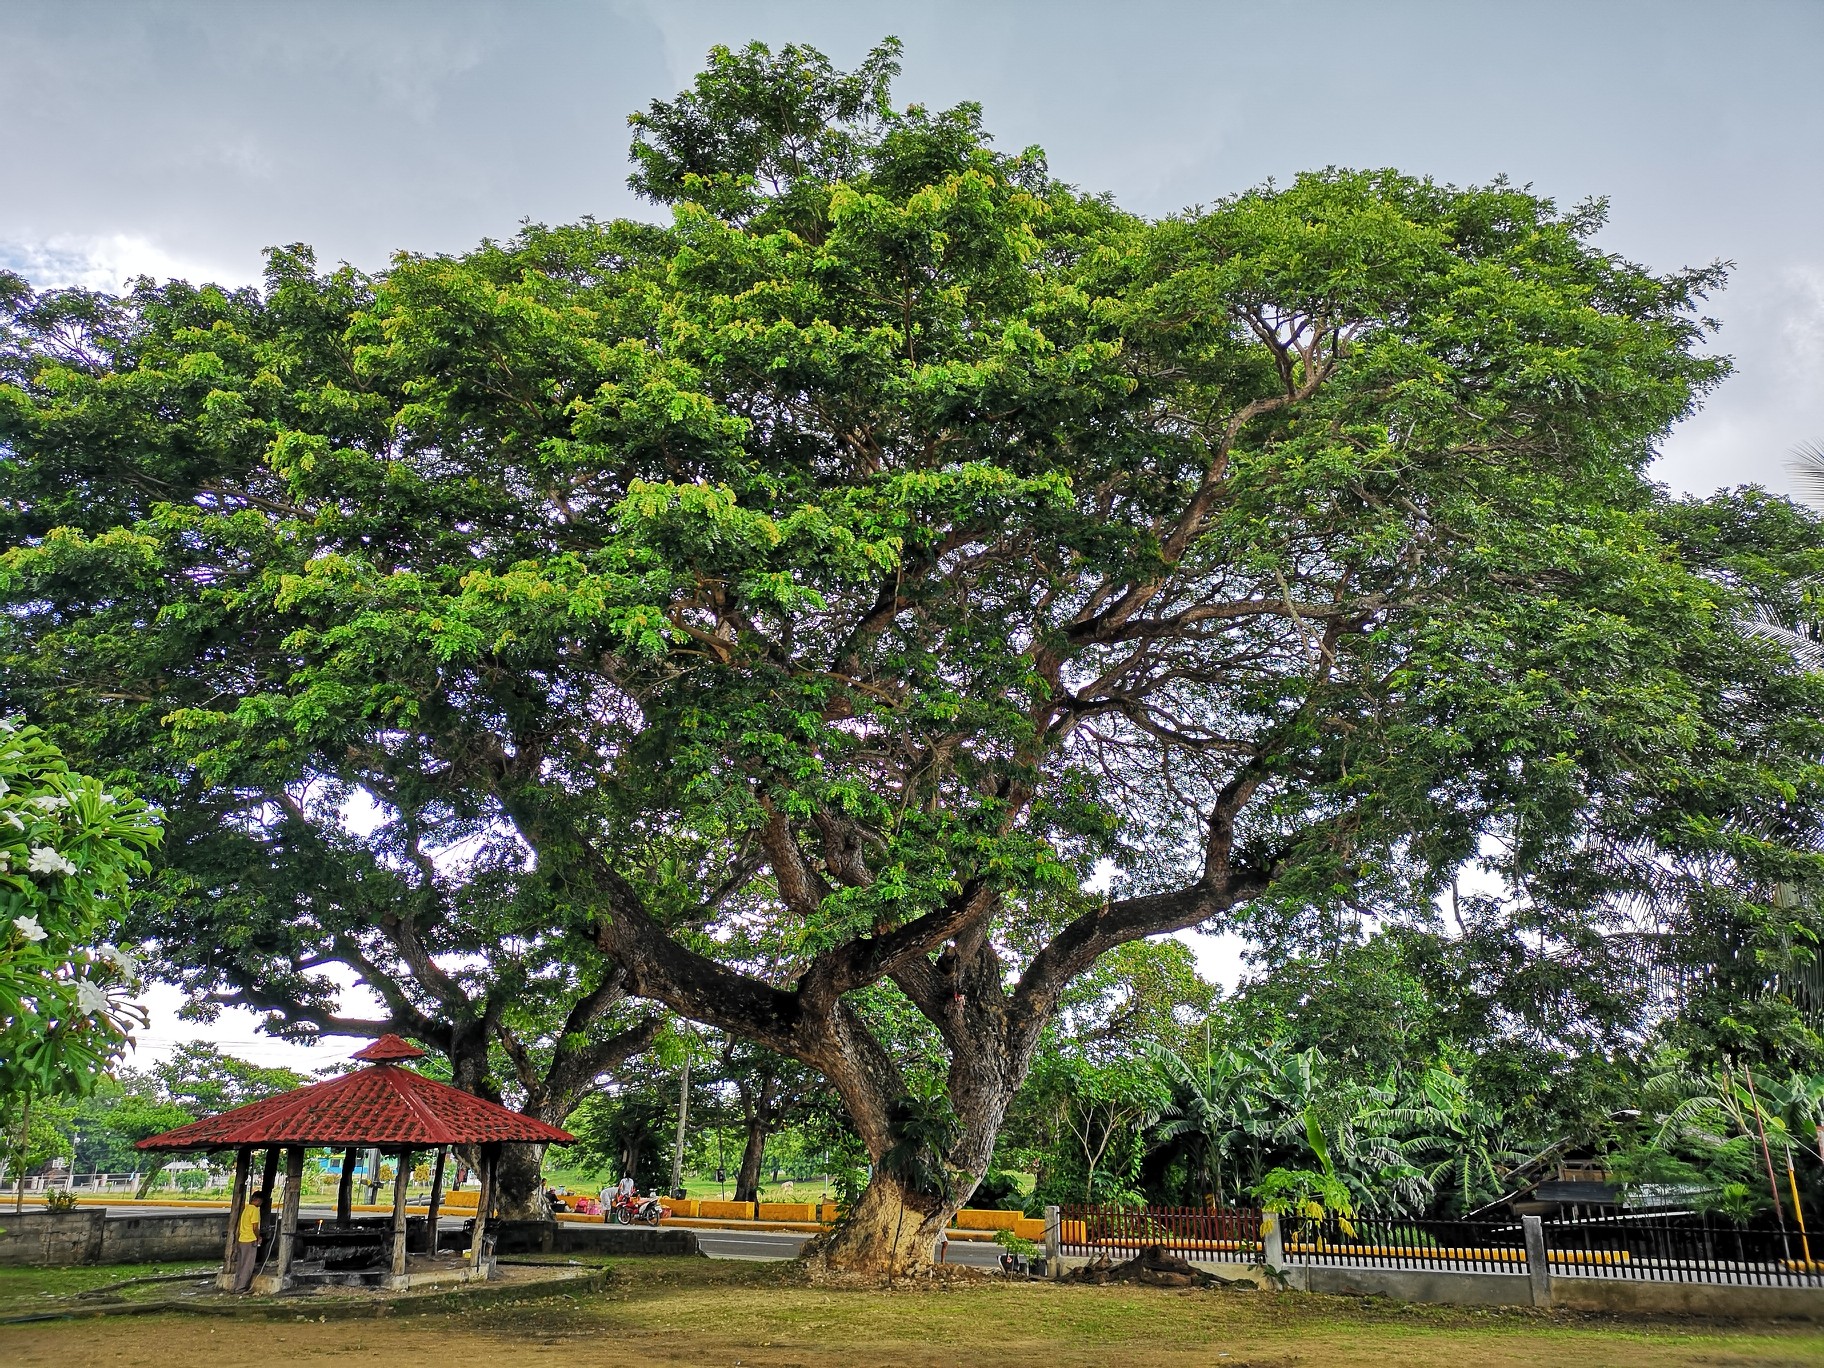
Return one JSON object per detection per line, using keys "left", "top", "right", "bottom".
{"left": 4, "top": 38, "right": 1823, "bottom": 1271}
{"left": 146, "top": 1041, "right": 305, "bottom": 1116}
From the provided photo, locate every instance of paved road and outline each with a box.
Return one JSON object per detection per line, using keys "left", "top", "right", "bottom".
{"left": 690, "top": 1225, "right": 1004, "bottom": 1268}
{"left": 537, "top": 1223, "right": 1003, "bottom": 1268}
{"left": 692, "top": 1227, "right": 812, "bottom": 1261}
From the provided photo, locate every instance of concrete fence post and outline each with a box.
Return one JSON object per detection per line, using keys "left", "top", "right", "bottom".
{"left": 1261, "top": 1212, "right": 1285, "bottom": 1273}
{"left": 1522, "top": 1214, "right": 1550, "bottom": 1309}
{"left": 1043, "top": 1205, "right": 1061, "bottom": 1279}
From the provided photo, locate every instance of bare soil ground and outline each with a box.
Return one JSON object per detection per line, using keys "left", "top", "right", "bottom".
{"left": 4, "top": 1257, "right": 1823, "bottom": 1367}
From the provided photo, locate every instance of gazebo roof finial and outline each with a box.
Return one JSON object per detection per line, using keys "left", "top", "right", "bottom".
{"left": 351, "top": 1034, "right": 428, "bottom": 1064}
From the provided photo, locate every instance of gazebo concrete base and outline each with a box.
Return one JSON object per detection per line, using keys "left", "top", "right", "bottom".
{"left": 233, "top": 1253, "right": 495, "bottom": 1295}
{"left": 380, "top": 1258, "right": 496, "bottom": 1291}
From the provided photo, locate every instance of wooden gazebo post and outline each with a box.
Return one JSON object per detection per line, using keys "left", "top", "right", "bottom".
{"left": 219, "top": 1147, "right": 251, "bottom": 1290}
{"left": 336, "top": 1146, "right": 358, "bottom": 1224}
{"left": 423, "top": 1147, "right": 447, "bottom": 1254}
{"left": 272, "top": 1146, "right": 304, "bottom": 1291}
{"left": 258, "top": 1147, "right": 280, "bottom": 1233}
{"left": 389, "top": 1146, "right": 415, "bottom": 1282}
{"left": 468, "top": 1143, "right": 498, "bottom": 1272}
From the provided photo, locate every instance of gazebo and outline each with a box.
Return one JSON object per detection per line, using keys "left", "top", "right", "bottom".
{"left": 137, "top": 1035, "right": 573, "bottom": 1293}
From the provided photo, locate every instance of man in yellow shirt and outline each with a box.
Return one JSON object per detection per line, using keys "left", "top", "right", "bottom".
{"left": 231, "top": 1187, "right": 266, "bottom": 1293}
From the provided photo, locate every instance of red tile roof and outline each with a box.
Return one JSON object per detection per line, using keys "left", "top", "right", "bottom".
{"left": 136, "top": 1042, "right": 574, "bottom": 1150}
{"left": 351, "top": 1034, "right": 428, "bottom": 1063}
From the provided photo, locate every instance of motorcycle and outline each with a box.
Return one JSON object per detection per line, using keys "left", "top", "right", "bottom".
{"left": 609, "top": 1191, "right": 666, "bottom": 1226}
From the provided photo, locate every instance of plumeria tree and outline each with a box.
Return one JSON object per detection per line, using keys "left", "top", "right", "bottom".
{"left": 0, "top": 719, "right": 159, "bottom": 1203}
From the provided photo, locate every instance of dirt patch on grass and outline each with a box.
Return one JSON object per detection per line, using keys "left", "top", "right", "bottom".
{"left": 3, "top": 1257, "right": 1822, "bottom": 1367}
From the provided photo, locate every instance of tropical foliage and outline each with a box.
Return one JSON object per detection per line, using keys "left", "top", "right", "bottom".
{"left": 0, "top": 720, "right": 159, "bottom": 1189}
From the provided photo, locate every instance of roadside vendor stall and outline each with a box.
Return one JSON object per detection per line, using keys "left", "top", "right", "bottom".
{"left": 136, "top": 1035, "right": 573, "bottom": 1293}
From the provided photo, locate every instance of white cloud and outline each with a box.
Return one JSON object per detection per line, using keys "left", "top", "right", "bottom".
{"left": 1655, "top": 258, "right": 1824, "bottom": 497}
{"left": 128, "top": 977, "right": 385, "bottom": 1074}
{"left": 1781, "top": 264, "right": 1824, "bottom": 382}
{"left": 0, "top": 233, "right": 248, "bottom": 291}
{"left": 1176, "top": 928, "right": 1249, "bottom": 994}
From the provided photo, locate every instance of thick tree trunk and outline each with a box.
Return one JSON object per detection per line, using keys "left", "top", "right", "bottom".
{"left": 807, "top": 1171, "right": 956, "bottom": 1279}
{"left": 619, "top": 1133, "right": 645, "bottom": 1187}
{"left": 492, "top": 1142, "right": 549, "bottom": 1220}
{"left": 805, "top": 949, "right": 1027, "bottom": 1278}
{"left": 734, "top": 1120, "right": 767, "bottom": 1203}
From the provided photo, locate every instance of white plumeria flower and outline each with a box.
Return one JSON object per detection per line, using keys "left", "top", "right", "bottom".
{"left": 30, "top": 794, "right": 69, "bottom": 812}
{"left": 96, "top": 943, "right": 139, "bottom": 977}
{"left": 12, "top": 914, "right": 46, "bottom": 942}
{"left": 4, "top": 812, "right": 24, "bottom": 831}
{"left": 74, "top": 978, "right": 111, "bottom": 1016}
{"left": 27, "top": 846, "right": 77, "bottom": 876}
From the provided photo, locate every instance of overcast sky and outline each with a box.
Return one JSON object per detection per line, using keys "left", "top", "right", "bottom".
{"left": 6, "top": 0, "right": 1821, "bottom": 1070}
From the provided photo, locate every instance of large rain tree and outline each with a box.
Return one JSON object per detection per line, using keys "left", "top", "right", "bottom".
{"left": 0, "top": 276, "right": 663, "bottom": 1216}
{"left": 5, "top": 39, "right": 1823, "bottom": 1271}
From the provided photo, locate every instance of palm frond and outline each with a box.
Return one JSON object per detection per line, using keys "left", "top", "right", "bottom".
{"left": 1740, "top": 608, "right": 1824, "bottom": 671}
{"left": 1791, "top": 440, "right": 1824, "bottom": 510}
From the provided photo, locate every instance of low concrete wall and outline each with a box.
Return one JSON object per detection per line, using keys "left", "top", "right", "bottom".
{"left": 956, "top": 1208, "right": 1052, "bottom": 1239}
{"left": 1295, "top": 1265, "right": 1536, "bottom": 1307}
{"left": 101, "top": 1212, "right": 227, "bottom": 1264}
{"left": 492, "top": 1219, "right": 700, "bottom": 1258}
{"left": 695, "top": 1199, "right": 754, "bottom": 1221}
{"left": 756, "top": 1203, "right": 818, "bottom": 1223}
{"left": 0, "top": 1209, "right": 106, "bottom": 1266}
{"left": 1287, "top": 1265, "right": 1824, "bottom": 1320}
{"left": 1550, "top": 1275, "right": 1824, "bottom": 1321}
{"left": 1054, "top": 1257, "right": 1525, "bottom": 1302}
{"left": 1057, "top": 1245, "right": 1824, "bottom": 1321}
{"left": 0, "top": 1210, "right": 228, "bottom": 1266}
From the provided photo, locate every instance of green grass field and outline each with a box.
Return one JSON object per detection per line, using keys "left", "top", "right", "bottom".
{"left": 3, "top": 1256, "right": 1822, "bottom": 1367}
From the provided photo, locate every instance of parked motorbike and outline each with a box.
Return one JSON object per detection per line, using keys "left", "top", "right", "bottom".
{"left": 609, "top": 1191, "right": 665, "bottom": 1226}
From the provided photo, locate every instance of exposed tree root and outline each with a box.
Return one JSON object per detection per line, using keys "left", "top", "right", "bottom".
{"left": 1064, "top": 1244, "right": 1257, "bottom": 1289}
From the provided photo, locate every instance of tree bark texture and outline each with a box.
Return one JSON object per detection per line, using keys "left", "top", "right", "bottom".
{"left": 492, "top": 1142, "right": 548, "bottom": 1221}
{"left": 734, "top": 1119, "right": 767, "bottom": 1204}
{"left": 806, "top": 1171, "right": 956, "bottom": 1280}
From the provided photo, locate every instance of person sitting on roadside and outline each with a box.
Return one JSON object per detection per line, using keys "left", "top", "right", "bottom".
{"left": 600, "top": 1174, "right": 636, "bottom": 1221}
{"left": 232, "top": 1187, "right": 265, "bottom": 1293}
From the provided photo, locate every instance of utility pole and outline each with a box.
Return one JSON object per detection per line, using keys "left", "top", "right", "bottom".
{"left": 670, "top": 1046, "right": 692, "bottom": 1198}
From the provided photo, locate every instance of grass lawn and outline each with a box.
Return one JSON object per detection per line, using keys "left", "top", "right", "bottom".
{"left": 0, "top": 1261, "right": 217, "bottom": 1315}
{"left": 3, "top": 1256, "right": 1822, "bottom": 1366}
